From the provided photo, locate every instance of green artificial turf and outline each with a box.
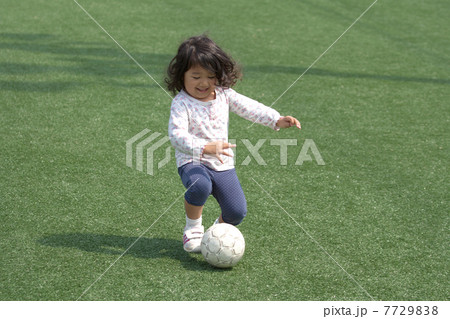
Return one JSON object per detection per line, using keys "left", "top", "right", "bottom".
{"left": 0, "top": 0, "right": 448, "bottom": 300}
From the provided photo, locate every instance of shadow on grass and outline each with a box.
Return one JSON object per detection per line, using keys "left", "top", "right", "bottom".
{"left": 0, "top": 32, "right": 171, "bottom": 92}
{"left": 38, "top": 233, "right": 231, "bottom": 272}
{"left": 0, "top": 80, "right": 80, "bottom": 92}
{"left": 244, "top": 65, "right": 450, "bottom": 85}
{"left": 2, "top": 32, "right": 447, "bottom": 94}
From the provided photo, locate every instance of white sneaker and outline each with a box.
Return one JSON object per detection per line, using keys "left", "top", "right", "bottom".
{"left": 183, "top": 226, "right": 204, "bottom": 253}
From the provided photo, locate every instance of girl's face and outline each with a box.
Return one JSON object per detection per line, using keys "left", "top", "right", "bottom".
{"left": 183, "top": 65, "right": 217, "bottom": 102}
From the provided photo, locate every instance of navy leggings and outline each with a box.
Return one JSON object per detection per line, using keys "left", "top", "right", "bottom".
{"left": 178, "top": 163, "right": 247, "bottom": 225}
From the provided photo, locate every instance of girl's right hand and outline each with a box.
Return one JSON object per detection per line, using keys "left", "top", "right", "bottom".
{"left": 202, "top": 141, "right": 236, "bottom": 164}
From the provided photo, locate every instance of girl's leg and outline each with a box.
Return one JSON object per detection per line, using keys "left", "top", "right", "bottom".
{"left": 179, "top": 163, "right": 212, "bottom": 208}
{"left": 184, "top": 200, "right": 203, "bottom": 220}
{"left": 210, "top": 168, "right": 247, "bottom": 226}
{"left": 178, "top": 163, "right": 212, "bottom": 252}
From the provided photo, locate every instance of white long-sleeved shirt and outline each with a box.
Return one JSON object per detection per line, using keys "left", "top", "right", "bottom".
{"left": 168, "top": 87, "right": 281, "bottom": 171}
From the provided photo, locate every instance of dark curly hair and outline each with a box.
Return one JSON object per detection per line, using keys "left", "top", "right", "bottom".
{"left": 165, "top": 35, "right": 241, "bottom": 96}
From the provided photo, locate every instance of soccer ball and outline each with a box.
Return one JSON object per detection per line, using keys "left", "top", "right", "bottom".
{"left": 201, "top": 223, "right": 245, "bottom": 268}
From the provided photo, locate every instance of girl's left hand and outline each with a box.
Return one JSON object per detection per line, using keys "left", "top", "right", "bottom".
{"left": 276, "top": 116, "right": 301, "bottom": 129}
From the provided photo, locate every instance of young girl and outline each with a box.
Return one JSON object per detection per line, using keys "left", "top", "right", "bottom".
{"left": 166, "top": 35, "right": 301, "bottom": 253}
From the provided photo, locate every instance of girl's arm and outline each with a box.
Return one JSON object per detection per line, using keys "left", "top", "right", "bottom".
{"left": 169, "top": 100, "right": 236, "bottom": 163}
{"left": 227, "top": 88, "right": 300, "bottom": 130}
{"left": 168, "top": 101, "right": 208, "bottom": 157}
{"left": 276, "top": 115, "right": 301, "bottom": 129}
{"left": 227, "top": 88, "right": 281, "bottom": 130}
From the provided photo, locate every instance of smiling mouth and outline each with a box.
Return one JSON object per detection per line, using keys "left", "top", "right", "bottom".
{"left": 196, "top": 88, "right": 209, "bottom": 93}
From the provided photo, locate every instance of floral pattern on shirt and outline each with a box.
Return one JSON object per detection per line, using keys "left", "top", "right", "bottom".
{"left": 168, "top": 87, "right": 281, "bottom": 171}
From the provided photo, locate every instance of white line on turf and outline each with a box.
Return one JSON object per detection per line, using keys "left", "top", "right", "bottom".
{"left": 72, "top": 0, "right": 377, "bottom": 301}
{"left": 251, "top": 177, "right": 376, "bottom": 301}
{"left": 248, "top": 0, "right": 379, "bottom": 128}
{"left": 72, "top": 0, "right": 173, "bottom": 100}
{"left": 76, "top": 178, "right": 199, "bottom": 301}
{"left": 72, "top": 0, "right": 204, "bottom": 129}
{"left": 70, "top": 3, "right": 206, "bottom": 300}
